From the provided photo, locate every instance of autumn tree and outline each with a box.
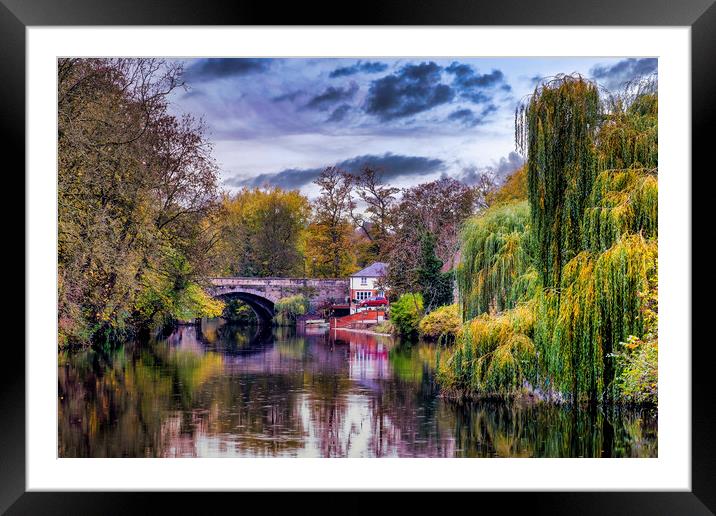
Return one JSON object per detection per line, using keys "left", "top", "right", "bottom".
{"left": 58, "top": 58, "right": 221, "bottom": 346}
{"left": 395, "top": 177, "right": 479, "bottom": 267}
{"left": 304, "top": 167, "right": 357, "bottom": 277}
{"left": 486, "top": 165, "right": 528, "bottom": 205}
{"left": 385, "top": 177, "right": 479, "bottom": 297}
{"left": 348, "top": 166, "right": 399, "bottom": 261}
{"left": 212, "top": 187, "right": 310, "bottom": 277}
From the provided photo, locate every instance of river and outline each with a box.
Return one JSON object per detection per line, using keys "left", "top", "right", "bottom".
{"left": 58, "top": 319, "right": 657, "bottom": 458}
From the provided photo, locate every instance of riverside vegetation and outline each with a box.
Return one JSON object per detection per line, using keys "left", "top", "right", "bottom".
{"left": 58, "top": 59, "right": 658, "bottom": 408}
{"left": 435, "top": 75, "right": 658, "bottom": 405}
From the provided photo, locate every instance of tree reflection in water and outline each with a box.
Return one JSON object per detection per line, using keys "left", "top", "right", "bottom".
{"left": 58, "top": 321, "right": 657, "bottom": 457}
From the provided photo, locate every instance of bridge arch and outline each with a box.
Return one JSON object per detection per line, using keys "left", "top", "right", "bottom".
{"left": 213, "top": 289, "right": 275, "bottom": 325}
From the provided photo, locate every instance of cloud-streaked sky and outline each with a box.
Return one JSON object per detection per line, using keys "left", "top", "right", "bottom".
{"left": 169, "top": 57, "right": 657, "bottom": 197}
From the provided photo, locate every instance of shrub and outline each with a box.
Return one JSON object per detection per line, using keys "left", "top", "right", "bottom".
{"left": 613, "top": 336, "right": 658, "bottom": 404}
{"left": 373, "top": 320, "right": 395, "bottom": 335}
{"left": 273, "top": 294, "right": 309, "bottom": 326}
{"left": 419, "top": 304, "right": 461, "bottom": 343}
{"left": 437, "top": 302, "right": 536, "bottom": 398}
{"left": 390, "top": 293, "right": 424, "bottom": 337}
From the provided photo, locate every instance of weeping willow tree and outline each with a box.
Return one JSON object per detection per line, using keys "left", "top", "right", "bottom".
{"left": 597, "top": 75, "right": 658, "bottom": 171}
{"left": 535, "top": 235, "right": 657, "bottom": 401}
{"left": 516, "top": 74, "right": 601, "bottom": 288}
{"left": 447, "top": 190, "right": 537, "bottom": 398}
{"left": 456, "top": 201, "right": 538, "bottom": 320}
{"left": 441, "top": 73, "right": 658, "bottom": 403}
{"left": 582, "top": 168, "right": 657, "bottom": 252}
{"left": 526, "top": 75, "right": 658, "bottom": 402}
{"left": 437, "top": 301, "right": 536, "bottom": 398}
{"left": 273, "top": 294, "right": 309, "bottom": 326}
{"left": 582, "top": 75, "right": 658, "bottom": 253}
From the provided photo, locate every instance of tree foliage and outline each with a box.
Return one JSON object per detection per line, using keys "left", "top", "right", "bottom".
{"left": 534, "top": 235, "right": 657, "bottom": 401}
{"left": 303, "top": 167, "right": 358, "bottom": 278}
{"left": 486, "top": 166, "right": 528, "bottom": 205}
{"left": 273, "top": 295, "right": 310, "bottom": 326}
{"left": 611, "top": 260, "right": 658, "bottom": 404}
{"left": 348, "top": 166, "right": 399, "bottom": 261}
{"left": 58, "top": 58, "right": 221, "bottom": 346}
{"left": 597, "top": 77, "right": 658, "bottom": 171}
{"left": 212, "top": 187, "right": 310, "bottom": 277}
{"left": 419, "top": 304, "right": 461, "bottom": 343}
{"left": 516, "top": 74, "right": 601, "bottom": 288}
{"left": 457, "top": 200, "right": 537, "bottom": 320}
{"left": 441, "top": 74, "right": 659, "bottom": 403}
{"left": 390, "top": 293, "right": 424, "bottom": 337}
{"left": 386, "top": 177, "right": 479, "bottom": 295}
{"left": 416, "top": 231, "right": 455, "bottom": 311}
{"left": 438, "top": 302, "right": 536, "bottom": 398}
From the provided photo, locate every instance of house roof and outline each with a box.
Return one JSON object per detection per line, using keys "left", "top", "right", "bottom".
{"left": 350, "top": 262, "right": 388, "bottom": 278}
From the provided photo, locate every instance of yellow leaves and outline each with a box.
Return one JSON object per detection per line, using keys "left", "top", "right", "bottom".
{"left": 419, "top": 304, "right": 461, "bottom": 341}
{"left": 533, "top": 234, "right": 656, "bottom": 400}
{"left": 223, "top": 186, "right": 310, "bottom": 224}
{"left": 583, "top": 168, "right": 658, "bottom": 252}
{"left": 625, "top": 335, "right": 640, "bottom": 351}
{"left": 214, "top": 186, "right": 311, "bottom": 276}
{"left": 439, "top": 76, "right": 659, "bottom": 401}
{"left": 487, "top": 166, "right": 528, "bottom": 204}
{"left": 302, "top": 220, "right": 357, "bottom": 278}
{"left": 438, "top": 301, "right": 537, "bottom": 396}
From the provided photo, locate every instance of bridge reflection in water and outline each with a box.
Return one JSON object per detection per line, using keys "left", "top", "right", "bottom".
{"left": 58, "top": 319, "right": 658, "bottom": 458}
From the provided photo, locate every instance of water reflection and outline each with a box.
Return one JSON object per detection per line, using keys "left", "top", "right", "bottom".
{"left": 58, "top": 321, "right": 657, "bottom": 458}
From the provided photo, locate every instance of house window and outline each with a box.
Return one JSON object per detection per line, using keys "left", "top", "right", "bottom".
{"left": 360, "top": 277, "right": 367, "bottom": 285}
{"left": 356, "top": 291, "right": 371, "bottom": 301}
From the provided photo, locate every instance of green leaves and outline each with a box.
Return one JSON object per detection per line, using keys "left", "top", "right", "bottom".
{"left": 441, "top": 75, "right": 659, "bottom": 403}
{"left": 519, "top": 75, "right": 601, "bottom": 287}
{"left": 274, "top": 295, "right": 310, "bottom": 326}
{"left": 437, "top": 302, "right": 536, "bottom": 398}
{"left": 457, "top": 201, "right": 535, "bottom": 320}
{"left": 214, "top": 187, "right": 311, "bottom": 278}
{"left": 390, "top": 293, "right": 424, "bottom": 337}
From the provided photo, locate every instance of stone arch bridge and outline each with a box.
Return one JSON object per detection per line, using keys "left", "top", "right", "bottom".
{"left": 208, "top": 277, "right": 349, "bottom": 323}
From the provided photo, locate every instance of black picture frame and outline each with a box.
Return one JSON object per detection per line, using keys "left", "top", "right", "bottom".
{"left": 4, "top": 0, "right": 712, "bottom": 513}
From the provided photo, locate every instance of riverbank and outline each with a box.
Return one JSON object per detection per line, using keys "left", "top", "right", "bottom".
{"left": 330, "top": 327, "right": 393, "bottom": 337}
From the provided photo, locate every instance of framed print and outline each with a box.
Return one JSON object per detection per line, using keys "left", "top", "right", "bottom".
{"left": 4, "top": 0, "right": 714, "bottom": 512}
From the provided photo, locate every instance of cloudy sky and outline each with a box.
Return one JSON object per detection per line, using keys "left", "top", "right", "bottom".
{"left": 168, "top": 57, "right": 657, "bottom": 197}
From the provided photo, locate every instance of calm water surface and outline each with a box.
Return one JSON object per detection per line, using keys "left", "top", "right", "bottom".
{"left": 58, "top": 320, "right": 657, "bottom": 457}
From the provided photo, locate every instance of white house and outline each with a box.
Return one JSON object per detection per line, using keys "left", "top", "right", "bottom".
{"left": 349, "top": 262, "right": 388, "bottom": 314}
